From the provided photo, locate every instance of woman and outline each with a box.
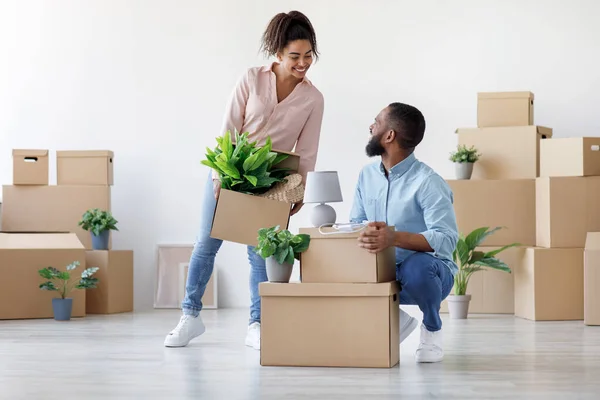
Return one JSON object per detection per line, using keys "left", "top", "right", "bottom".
{"left": 165, "top": 11, "right": 324, "bottom": 350}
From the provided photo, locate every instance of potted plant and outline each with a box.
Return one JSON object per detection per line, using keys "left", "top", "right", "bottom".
{"left": 255, "top": 225, "right": 310, "bottom": 283}
{"left": 201, "top": 130, "right": 293, "bottom": 195}
{"left": 78, "top": 208, "right": 118, "bottom": 250}
{"left": 449, "top": 144, "right": 481, "bottom": 180}
{"left": 38, "top": 261, "right": 99, "bottom": 321}
{"left": 448, "top": 226, "right": 519, "bottom": 319}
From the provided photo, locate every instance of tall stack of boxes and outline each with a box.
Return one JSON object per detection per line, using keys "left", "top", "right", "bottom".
{"left": 259, "top": 226, "right": 400, "bottom": 368}
{"left": 0, "top": 149, "right": 133, "bottom": 319}
{"left": 443, "top": 92, "right": 600, "bottom": 322}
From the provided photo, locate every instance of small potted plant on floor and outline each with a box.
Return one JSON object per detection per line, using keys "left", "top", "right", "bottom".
{"left": 448, "top": 226, "right": 519, "bottom": 319}
{"left": 255, "top": 225, "right": 310, "bottom": 283}
{"left": 38, "top": 261, "right": 99, "bottom": 321}
{"left": 449, "top": 144, "right": 481, "bottom": 180}
{"left": 78, "top": 208, "right": 119, "bottom": 250}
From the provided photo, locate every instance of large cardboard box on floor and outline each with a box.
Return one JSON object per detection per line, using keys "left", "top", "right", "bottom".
{"left": 12, "top": 149, "right": 49, "bottom": 185}
{"left": 536, "top": 176, "right": 600, "bottom": 248}
{"left": 584, "top": 232, "right": 600, "bottom": 326}
{"left": 540, "top": 137, "right": 600, "bottom": 177}
{"left": 514, "top": 247, "right": 583, "bottom": 321}
{"left": 440, "top": 246, "right": 523, "bottom": 314}
{"left": 210, "top": 150, "right": 300, "bottom": 247}
{"left": 1, "top": 185, "right": 111, "bottom": 249}
{"left": 446, "top": 179, "right": 536, "bottom": 246}
{"left": 477, "top": 91, "right": 534, "bottom": 128}
{"left": 0, "top": 232, "right": 86, "bottom": 320}
{"left": 85, "top": 250, "right": 134, "bottom": 314}
{"left": 260, "top": 282, "right": 400, "bottom": 368}
{"left": 298, "top": 227, "right": 396, "bottom": 283}
{"left": 456, "top": 126, "right": 552, "bottom": 179}
{"left": 57, "top": 150, "right": 114, "bottom": 185}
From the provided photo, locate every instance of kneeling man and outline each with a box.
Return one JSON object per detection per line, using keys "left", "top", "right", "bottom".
{"left": 350, "top": 102, "right": 458, "bottom": 363}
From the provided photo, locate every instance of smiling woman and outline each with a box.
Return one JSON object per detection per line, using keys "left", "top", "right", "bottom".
{"left": 164, "top": 10, "right": 326, "bottom": 352}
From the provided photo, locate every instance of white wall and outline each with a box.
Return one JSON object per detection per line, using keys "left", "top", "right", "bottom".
{"left": 1, "top": 0, "right": 599, "bottom": 311}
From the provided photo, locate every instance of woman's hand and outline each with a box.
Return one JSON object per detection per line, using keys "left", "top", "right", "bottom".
{"left": 213, "top": 179, "right": 221, "bottom": 200}
{"left": 290, "top": 202, "right": 304, "bottom": 216}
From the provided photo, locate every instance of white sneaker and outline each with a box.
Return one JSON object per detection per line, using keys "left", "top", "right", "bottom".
{"left": 415, "top": 324, "right": 444, "bottom": 363}
{"left": 245, "top": 322, "right": 260, "bottom": 350}
{"left": 164, "top": 314, "right": 206, "bottom": 347}
{"left": 399, "top": 308, "right": 418, "bottom": 343}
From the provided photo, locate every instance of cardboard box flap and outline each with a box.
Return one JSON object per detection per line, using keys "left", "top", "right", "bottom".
{"left": 0, "top": 232, "right": 84, "bottom": 250}
{"left": 478, "top": 91, "right": 534, "bottom": 100}
{"left": 12, "top": 149, "right": 49, "bottom": 157}
{"left": 585, "top": 232, "right": 600, "bottom": 250}
{"left": 259, "top": 282, "right": 399, "bottom": 297}
{"left": 299, "top": 225, "right": 394, "bottom": 240}
{"left": 57, "top": 150, "right": 114, "bottom": 158}
{"left": 454, "top": 125, "right": 553, "bottom": 138}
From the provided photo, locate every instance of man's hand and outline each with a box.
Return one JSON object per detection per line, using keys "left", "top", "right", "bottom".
{"left": 290, "top": 202, "right": 304, "bottom": 216}
{"left": 358, "top": 222, "right": 395, "bottom": 253}
{"left": 213, "top": 179, "right": 221, "bottom": 200}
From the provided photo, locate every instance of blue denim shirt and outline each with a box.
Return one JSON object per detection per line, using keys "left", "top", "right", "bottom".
{"left": 350, "top": 153, "right": 459, "bottom": 276}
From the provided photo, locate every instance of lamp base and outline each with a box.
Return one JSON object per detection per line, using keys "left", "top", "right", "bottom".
{"left": 310, "top": 203, "right": 337, "bottom": 228}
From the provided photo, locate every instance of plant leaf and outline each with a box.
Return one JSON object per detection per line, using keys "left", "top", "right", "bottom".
{"left": 469, "top": 251, "right": 485, "bottom": 264}
{"left": 483, "top": 243, "right": 520, "bottom": 258}
{"left": 455, "top": 238, "right": 470, "bottom": 266}
{"left": 474, "top": 257, "right": 511, "bottom": 273}
{"left": 244, "top": 174, "right": 258, "bottom": 186}
{"left": 465, "top": 226, "right": 502, "bottom": 250}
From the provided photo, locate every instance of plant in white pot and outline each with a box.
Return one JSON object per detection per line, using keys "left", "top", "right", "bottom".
{"left": 78, "top": 208, "right": 119, "bottom": 250}
{"left": 38, "top": 261, "right": 99, "bottom": 321}
{"left": 448, "top": 226, "right": 519, "bottom": 319}
{"left": 255, "top": 225, "right": 310, "bottom": 283}
{"left": 449, "top": 144, "right": 480, "bottom": 180}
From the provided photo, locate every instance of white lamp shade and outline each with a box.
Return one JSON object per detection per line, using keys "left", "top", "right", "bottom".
{"left": 304, "top": 171, "right": 343, "bottom": 204}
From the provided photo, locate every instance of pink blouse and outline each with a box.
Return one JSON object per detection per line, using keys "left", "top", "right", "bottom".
{"left": 213, "top": 63, "right": 324, "bottom": 182}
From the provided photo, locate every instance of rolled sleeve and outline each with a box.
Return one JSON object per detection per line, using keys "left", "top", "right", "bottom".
{"left": 417, "top": 175, "right": 459, "bottom": 260}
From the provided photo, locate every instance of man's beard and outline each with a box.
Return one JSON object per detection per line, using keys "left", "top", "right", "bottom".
{"left": 365, "top": 133, "right": 385, "bottom": 157}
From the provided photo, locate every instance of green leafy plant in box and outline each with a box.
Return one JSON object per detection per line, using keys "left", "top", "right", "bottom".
{"left": 452, "top": 226, "right": 519, "bottom": 296}
{"left": 201, "top": 130, "right": 292, "bottom": 195}
{"left": 255, "top": 225, "right": 310, "bottom": 265}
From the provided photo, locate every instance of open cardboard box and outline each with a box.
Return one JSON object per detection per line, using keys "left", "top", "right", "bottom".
{"left": 210, "top": 149, "right": 300, "bottom": 247}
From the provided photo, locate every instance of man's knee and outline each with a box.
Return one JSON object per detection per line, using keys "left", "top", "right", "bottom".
{"left": 399, "top": 252, "right": 438, "bottom": 289}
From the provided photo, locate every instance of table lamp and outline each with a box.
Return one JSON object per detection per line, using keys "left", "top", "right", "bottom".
{"left": 303, "top": 171, "right": 343, "bottom": 227}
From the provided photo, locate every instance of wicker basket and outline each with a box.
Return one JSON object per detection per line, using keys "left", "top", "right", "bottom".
{"left": 258, "top": 173, "right": 305, "bottom": 204}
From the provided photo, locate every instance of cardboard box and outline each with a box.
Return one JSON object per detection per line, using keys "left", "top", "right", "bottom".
{"left": 477, "top": 91, "right": 534, "bottom": 128}
{"left": 0, "top": 232, "right": 86, "bottom": 320}
{"left": 456, "top": 126, "right": 552, "bottom": 179}
{"left": 12, "top": 149, "right": 49, "bottom": 185}
{"left": 536, "top": 177, "right": 600, "bottom": 248}
{"left": 210, "top": 150, "right": 300, "bottom": 247}
{"left": 584, "top": 232, "right": 600, "bottom": 325}
{"left": 514, "top": 247, "right": 583, "bottom": 321}
{"left": 446, "top": 179, "right": 536, "bottom": 246}
{"left": 260, "top": 282, "right": 400, "bottom": 368}
{"left": 85, "top": 250, "right": 134, "bottom": 314}
{"left": 57, "top": 150, "right": 114, "bottom": 185}
{"left": 297, "top": 227, "right": 396, "bottom": 283}
{"left": 540, "top": 137, "right": 600, "bottom": 177}
{"left": 440, "top": 246, "right": 522, "bottom": 314}
{"left": 1, "top": 185, "right": 111, "bottom": 249}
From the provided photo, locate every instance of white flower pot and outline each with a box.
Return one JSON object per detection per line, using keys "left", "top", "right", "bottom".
{"left": 447, "top": 294, "right": 471, "bottom": 319}
{"left": 266, "top": 257, "right": 293, "bottom": 283}
{"left": 455, "top": 162, "right": 474, "bottom": 180}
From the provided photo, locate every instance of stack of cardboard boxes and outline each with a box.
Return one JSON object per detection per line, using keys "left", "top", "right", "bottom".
{"left": 0, "top": 149, "right": 133, "bottom": 319}
{"left": 443, "top": 92, "right": 600, "bottom": 322}
{"left": 259, "top": 227, "right": 400, "bottom": 368}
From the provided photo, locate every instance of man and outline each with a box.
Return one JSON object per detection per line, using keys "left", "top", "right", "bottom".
{"left": 350, "top": 102, "right": 458, "bottom": 363}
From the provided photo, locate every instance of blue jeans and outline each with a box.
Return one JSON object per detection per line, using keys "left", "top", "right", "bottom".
{"left": 397, "top": 252, "right": 454, "bottom": 332}
{"left": 181, "top": 172, "right": 266, "bottom": 325}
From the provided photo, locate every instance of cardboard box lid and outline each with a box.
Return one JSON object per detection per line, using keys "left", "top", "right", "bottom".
{"left": 0, "top": 232, "right": 84, "bottom": 249}
{"left": 56, "top": 150, "right": 114, "bottom": 158}
{"left": 477, "top": 91, "right": 534, "bottom": 100}
{"left": 260, "top": 282, "right": 399, "bottom": 297}
{"left": 299, "top": 225, "right": 394, "bottom": 240}
{"left": 454, "top": 125, "right": 553, "bottom": 138}
{"left": 585, "top": 232, "right": 600, "bottom": 250}
{"left": 12, "top": 149, "right": 49, "bottom": 157}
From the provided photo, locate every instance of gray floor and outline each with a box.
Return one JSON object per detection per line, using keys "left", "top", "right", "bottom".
{"left": 1, "top": 308, "right": 599, "bottom": 400}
